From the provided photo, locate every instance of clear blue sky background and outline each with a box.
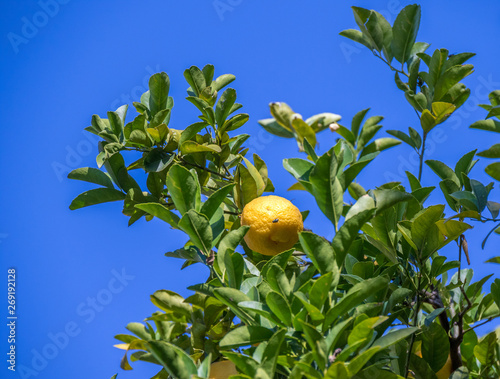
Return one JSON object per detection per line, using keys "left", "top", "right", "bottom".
{"left": 1, "top": 1, "right": 500, "bottom": 378}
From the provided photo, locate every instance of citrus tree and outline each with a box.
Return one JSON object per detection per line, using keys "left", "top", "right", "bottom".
{"left": 69, "top": 4, "right": 500, "bottom": 379}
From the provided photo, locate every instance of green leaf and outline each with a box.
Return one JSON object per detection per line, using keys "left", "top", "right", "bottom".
{"left": 294, "top": 292, "right": 324, "bottom": 324}
{"left": 166, "top": 164, "right": 201, "bottom": 215}
{"left": 306, "top": 112, "right": 342, "bottom": 133}
{"left": 147, "top": 341, "right": 197, "bottom": 379}
{"left": 309, "top": 272, "right": 334, "bottom": 310}
{"left": 420, "top": 109, "right": 437, "bottom": 132}
{"left": 258, "top": 119, "right": 295, "bottom": 138}
{"left": 309, "top": 149, "right": 344, "bottom": 229}
{"left": 69, "top": 188, "right": 125, "bottom": 210}
{"left": 242, "top": 156, "right": 266, "bottom": 197}
{"left": 470, "top": 119, "right": 500, "bottom": 133}
{"left": 474, "top": 332, "right": 498, "bottom": 366}
{"left": 407, "top": 127, "right": 421, "bottom": 150}
{"left": 357, "top": 117, "right": 383, "bottom": 151}
{"left": 283, "top": 158, "right": 314, "bottom": 188}
{"left": 348, "top": 316, "right": 386, "bottom": 347}
{"left": 422, "top": 322, "right": 449, "bottom": 372}
{"left": 449, "top": 191, "right": 479, "bottom": 211}
{"left": 200, "top": 184, "right": 235, "bottom": 220}
{"left": 165, "top": 246, "right": 203, "bottom": 263}
{"left": 216, "top": 88, "right": 237, "bottom": 127}
{"left": 373, "top": 327, "right": 419, "bottom": 350}
{"left": 351, "top": 7, "right": 376, "bottom": 48}
{"left": 485, "top": 162, "right": 500, "bottom": 181}
{"left": 221, "top": 113, "right": 249, "bottom": 133}
{"left": 478, "top": 144, "right": 500, "bottom": 158}
{"left": 150, "top": 290, "right": 192, "bottom": 316}
{"left": 68, "top": 167, "right": 114, "bottom": 189}
{"left": 386, "top": 130, "right": 416, "bottom": 149}
{"left": 339, "top": 29, "right": 373, "bottom": 50}
{"left": 150, "top": 109, "right": 171, "bottom": 128}
{"left": 292, "top": 117, "right": 316, "bottom": 148}
{"left": 366, "top": 11, "right": 393, "bottom": 61}
{"left": 432, "top": 102, "right": 456, "bottom": 124}
{"left": 324, "top": 276, "right": 389, "bottom": 329}
{"left": 213, "top": 288, "right": 255, "bottom": 325}
{"left": 261, "top": 250, "right": 294, "bottom": 278}
{"left": 372, "top": 189, "right": 412, "bottom": 214}
{"left": 266, "top": 291, "right": 292, "bottom": 326}
{"left": 409, "top": 356, "right": 438, "bottom": 379}
{"left": 360, "top": 137, "right": 401, "bottom": 157}
{"left": 300, "top": 321, "right": 327, "bottom": 370}
{"left": 470, "top": 179, "right": 488, "bottom": 212}
{"left": 449, "top": 368, "right": 470, "bottom": 379}
{"left": 302, "top": 139, "right": 318, "bottom": 163}
{"left": 491, "top": 279, "right": 500, "bottom": 309}
{"left": 100, "top": 146, "right": 141, "bottom": 192}
{"left": 259, "top": 329, "right": 287, "bottom": 376}
{"left": 212, "top": 74, "right": 235, "bottom": 91}
{"left": 351, "top": 108, "right": 370, "bottom": 138}
{"left": 107, "top": 110, "right": 124, "bottom": 137}
{"left": 426, "top": 49, "right": 448, "bottom": 91}
{"left": 180, "top": 141, "right": 221, "bottom": 154}
{"left": 325, "top": 362, "right": 349, "bottom": 379}
{"left": 144, "top": 149, "right": 174, "bottom": 172}
{"left": 178, "top": 122, "right": 207, "bottom": 147}
{"left": 224, "top": 251, "right": 244, "bottom": 289}
{"left": 332, "top": 208, "right": 376, "bottom": 266}
{"left": 299, "top": 231, "right": 335, "bottom": 275}
{"left": 235, "top": 164, "right": 257, "bottom": 208}
{"left": 434, "top": 65, "right": 474, "bottom": 101}
{"left": 201, "top": 64, "right": 215, "bottom": 85}
{"left": 135, "top": 203, "right": 180, "bottom": 229}
{"left": 178, "top": 210, "right": 212, "bottom": 255}
{"left": 149, "top": 72, "right": 170, "bottom": 118}
{"left": 347, "top": 346, "right": 382, "bottom": 376}
{"left": 391, "top": 5, "right": 421, "bottom": 64}
{"left": 486, "top": 256, "right": 500, "bottom": 264}
{"left": 184, "top": 66, "right": 206, "bottom": 97}
{"left": 426, "top": 160, "right": 460, "bottom": 187}
{"left": 217, "top": 226, "right": 249, "bottom": 280}
{"left": 411, "top": 204, "right": 444, "bottom": 249}
{"left": 455, "top": 150, "right": 478, "bottom": 183}
{"left": 269, "top": 102, "right": 295, "bottom": 130}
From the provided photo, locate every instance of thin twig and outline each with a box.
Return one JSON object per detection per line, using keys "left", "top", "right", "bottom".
{"left": 373, "top": 52, "right": 410, "bottom": 78}
{"left": 224, "top": 211, "right": 240, "bottom": 216}
{"left": 463, "top": 317, "right": 498, "bottom": 334}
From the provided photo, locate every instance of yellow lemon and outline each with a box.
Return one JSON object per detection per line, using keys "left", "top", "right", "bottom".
{"left": 209, "top": 360, "right": 238, "bottom": 378}
{"left": 241, "top": 195, "right": 303, "bottom": 256}
{"left": 436, "top": 355, "right": 452, "bottom": 379}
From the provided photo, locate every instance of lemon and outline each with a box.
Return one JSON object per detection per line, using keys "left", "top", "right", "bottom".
{"left": 209, "top": 361, "right": 238, "bottom": 378}
{"left": 436, "top": 355, "right": 452, "bottom": 379}
{"left": 241, "top": 195, "right": 303, "bottom": 256}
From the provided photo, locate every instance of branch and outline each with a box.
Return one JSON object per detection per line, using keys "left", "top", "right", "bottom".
{"left": 178, "top": 156, "right": 232, "bottom": 181}
{"left": 405, "top": 275, "right": 421, "bottom": 378}
{"left": 418, "top": 132, "right": 427, "bottom": 182}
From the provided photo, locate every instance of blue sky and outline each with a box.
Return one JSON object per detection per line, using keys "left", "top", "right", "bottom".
{"left": 1, "top": 1, "right": 500, "bottom": 378}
